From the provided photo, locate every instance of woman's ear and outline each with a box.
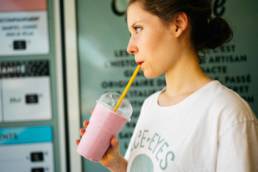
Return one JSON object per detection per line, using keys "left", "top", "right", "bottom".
{"left": 171, "top": 12, "right": 189, "bottom": 37}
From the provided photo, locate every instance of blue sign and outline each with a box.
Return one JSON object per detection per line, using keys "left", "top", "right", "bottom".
{"left": 0, "top": 126, "right": 52, "bottom": 145}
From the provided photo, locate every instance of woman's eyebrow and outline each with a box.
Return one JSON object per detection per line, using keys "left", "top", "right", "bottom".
{"left": 127, "top": 18, "right": 145, "bottom": 31}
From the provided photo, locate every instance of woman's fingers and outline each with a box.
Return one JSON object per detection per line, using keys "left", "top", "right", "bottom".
{"left": 77, "top": 120, "right": 89, "bottom": 145}
{"left": 83, "top": 120, "right": 89, "bottom": 128}
{"left": 111, "top": 136, "right": 119, "bottom": 148}
{"left": 80, "top": 128, "right": 85, "bottom": 136}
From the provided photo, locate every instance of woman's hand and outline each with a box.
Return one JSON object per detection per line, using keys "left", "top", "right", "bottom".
{"left": 76, "top": 120, "right": 89, "bottom": 145}
{"left": 100, "top": 136, "right": 128, "bottom": 172}
{"left": 76, "top": 120, "right": 127, "bottom": 172}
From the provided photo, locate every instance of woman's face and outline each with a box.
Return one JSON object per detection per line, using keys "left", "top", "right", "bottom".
{"left": 127, "top": 2, "right": 181, "bottom": 78}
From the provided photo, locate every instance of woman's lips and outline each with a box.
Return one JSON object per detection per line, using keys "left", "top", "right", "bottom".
{"left": 136, "top": 61, "right": 144, "bottom": 65}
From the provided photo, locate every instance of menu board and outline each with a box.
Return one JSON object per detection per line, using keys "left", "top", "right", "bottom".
{"left": 77, "top": 0, "right": 258, "bottom": 171}
{"left": 0, "top": 1, "right": 67, "bottom": 172}
{"left": 0, "top": 0, "right": 49, "bottom": 55}
{"left": 0, "top": 126, "right": 54, "bottom": 172}
{"left": 0, "top": 60, "right": 51, "bottom": 122}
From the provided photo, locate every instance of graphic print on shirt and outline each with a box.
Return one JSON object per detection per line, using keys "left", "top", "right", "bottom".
{"left": 129, "top": 129, "right": 175, "bottom": 172}
{"left": 130, "top": 154, "right": 154, "bottom": 172}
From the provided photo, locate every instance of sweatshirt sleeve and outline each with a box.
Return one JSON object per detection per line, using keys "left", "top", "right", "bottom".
{"left": 216, "top": 120, "right": 258, "bottom": 172}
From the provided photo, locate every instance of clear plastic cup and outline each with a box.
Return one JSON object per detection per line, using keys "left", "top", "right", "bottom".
{"left": 77, "top": 92, "right": 133, "bottom": 161}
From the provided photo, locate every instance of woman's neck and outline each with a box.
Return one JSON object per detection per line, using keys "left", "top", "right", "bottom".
{"left": 164, "top": 51, "right": 211, "bottom": 97}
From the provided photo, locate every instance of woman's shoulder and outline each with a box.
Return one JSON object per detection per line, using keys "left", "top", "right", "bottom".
{"left": 206, "top": 81, "right": 258, "bottom": 139}
{"left": 211, "top": 81, "right": 249, "bottom": 109}
{"left": 207, "top": 80, "right": 256, "bottom": 122}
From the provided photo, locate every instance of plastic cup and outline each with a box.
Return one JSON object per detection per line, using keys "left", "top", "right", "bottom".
{"left": 77, "top": 92, "right": 133, "bottom": 162}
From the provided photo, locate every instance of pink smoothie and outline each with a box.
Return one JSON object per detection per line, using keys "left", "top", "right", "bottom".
{"left": 77, "top": 102, "right": 128, "bottom": 161}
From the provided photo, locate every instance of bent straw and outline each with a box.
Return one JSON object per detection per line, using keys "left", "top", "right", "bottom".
{"left": 113, "top": 64, "right": 141, "bottom": 112}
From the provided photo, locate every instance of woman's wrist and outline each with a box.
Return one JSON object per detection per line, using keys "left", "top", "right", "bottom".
{"left": 109, "top": 156, "right": 127, "bottom": 172}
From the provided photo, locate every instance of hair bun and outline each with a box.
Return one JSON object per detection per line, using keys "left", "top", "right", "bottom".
{"left": 204, "top": 17, "right": 233, "bottom": 49}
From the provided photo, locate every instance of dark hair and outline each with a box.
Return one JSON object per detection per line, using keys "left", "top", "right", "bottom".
{"left": 128, "top": 0, "right": 233, "bottom": 51}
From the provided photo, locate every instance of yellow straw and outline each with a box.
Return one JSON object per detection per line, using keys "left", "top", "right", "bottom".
{"left": 113, "top": 65, "right": 141, "bottom": 112}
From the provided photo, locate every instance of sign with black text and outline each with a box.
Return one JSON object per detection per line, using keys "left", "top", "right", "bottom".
{"left": 0, "top": 60, "right": 51, "bottom": 122}
{"left": 0, "top": 0, "right": 49, "bottom": 55}
{"left": 0, "top": 126, "right": 54, "bottom": 172}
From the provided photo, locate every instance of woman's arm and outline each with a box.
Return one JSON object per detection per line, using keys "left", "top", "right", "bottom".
{"left": 216, "top": 120, "right": 258, "bottom": 172}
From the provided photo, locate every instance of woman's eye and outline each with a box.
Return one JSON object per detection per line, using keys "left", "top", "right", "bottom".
{"left": 134, "top": 26, "right": 143, "bottom": 33}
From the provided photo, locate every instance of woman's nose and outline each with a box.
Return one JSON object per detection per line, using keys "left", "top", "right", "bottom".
{"left": 127, "top": 38, "right": 138, "bottom": 55}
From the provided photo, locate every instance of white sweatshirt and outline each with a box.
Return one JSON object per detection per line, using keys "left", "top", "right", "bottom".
{"left": 125, "top": 81, "right": 258, "bottom": 172}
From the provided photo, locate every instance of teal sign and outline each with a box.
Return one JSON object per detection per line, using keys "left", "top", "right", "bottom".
{"left": 0, "top": 126, "right": 52, "bottom": 145}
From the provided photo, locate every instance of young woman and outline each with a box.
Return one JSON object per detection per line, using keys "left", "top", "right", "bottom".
{"left": 78, "top": 0, "right": 258, "bottom": 171}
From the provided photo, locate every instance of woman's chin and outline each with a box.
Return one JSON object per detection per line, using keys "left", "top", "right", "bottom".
{"left": 143, "top": 71, "right": 161, "bottom": 79}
